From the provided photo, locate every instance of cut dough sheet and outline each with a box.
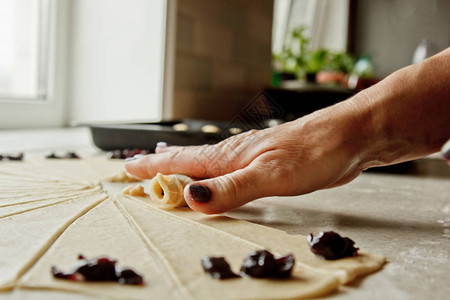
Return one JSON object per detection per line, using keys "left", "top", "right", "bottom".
{"left": 0, "top": 188, "right": 103, "bottom": 218}
{"left": 24, "top": 159, "right": 104, "bottom": 185}
{"left": 116, "top": 196, "right": 340, "bottom": 299}
{"left": 104, "top": 171, "right": 142, "bottom": 183}
{"left": 0, "top": 186, "right": 101, "bottom": 207}
{"left": 19, "top": 195, "right": 341, "bottom": 300}
{"left": 80, "top": 156, "right": 130, "bottom": 181}
{"left": 0, "top": 158, "right": 385, "bottom": 299}
{"left": 0, "top": 163, "right": 91, "bottom": 185}
{"left": 133, "top": 197, "right": 386, "bottom": 285}
{"left": 0, "top": 175, "right": 91, "bottom": 187}
{"left": 0, "top": 186, "right": 91, "bottom": 199}
{"left": 0, "top": 192, "right": 107, "bottom": 290}
{"left": 20, "top": 199, "right": 184, "bottom": 300}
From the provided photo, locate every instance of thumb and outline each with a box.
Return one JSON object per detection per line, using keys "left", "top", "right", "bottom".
{"left": 183, "top": 165, "right": 272, "bottom": 214}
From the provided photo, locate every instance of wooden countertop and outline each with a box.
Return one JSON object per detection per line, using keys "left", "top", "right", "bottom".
{"left": 1, "top": 127, "right": 449, "bottom": 299}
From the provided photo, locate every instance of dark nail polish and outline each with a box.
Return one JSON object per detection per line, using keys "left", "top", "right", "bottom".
{"left": 189, "top": 185, "right": 212, "bottom": 202}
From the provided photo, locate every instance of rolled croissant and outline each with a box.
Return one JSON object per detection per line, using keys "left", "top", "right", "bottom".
{"left": 148, "top": 173, "right": 194, "bottom": 208}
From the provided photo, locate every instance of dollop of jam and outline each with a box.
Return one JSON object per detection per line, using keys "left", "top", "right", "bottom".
{"left": 307, "top": 231, "right": 359, "bottom": 260}
{"left": 240, "top": 250, "right": 295, "bottom": 279}
{"left": 65, "top": 152, "right": 81, "bottom": 159}
{"left": 201, "top": 257, "right": 240, "bottom": 280}
{"left": 107, "top": 148, "right": 151, "bottom": 159}
{"left": 0, "top": 153, "right": 24, "bottom": 161}
{"left": 45, "top": 152, "right": 61, "bottom": 159}
{"left": 273, "top": 253, "right": 296, "bottom": 278}
{"left": 51, "top": 254, "right": 144, "bottom": 285}
{"left": 45, "top": 151, "right": 81, "bottom": 159}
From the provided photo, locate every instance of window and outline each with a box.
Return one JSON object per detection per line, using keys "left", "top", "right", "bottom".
{"left": 0, "top": 0, "right": 52, "bottom": 100}
{"left": 0, "top": 0, "right": 169, "bottom": 129}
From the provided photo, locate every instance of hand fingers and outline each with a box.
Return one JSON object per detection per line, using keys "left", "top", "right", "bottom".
{"left": 126, "top": 130, "right": 264, "bottom": 180}
{"left": 183, "top": 158, "right": 281, "bottom": 214}
{"left": 125, "top": 144, "right": 240, "bottom": 179}
{"left": 155, "top": 142, "right": 180, "bottom": 154}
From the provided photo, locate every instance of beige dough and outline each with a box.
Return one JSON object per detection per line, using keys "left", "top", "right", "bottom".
{"left": 20, "top": 196, "right": 341, "bottom": 300}
{"left": 20, "top": 199, "right": 183, "bottom": 300}
{"left": 104, "top": 171, "right": 141, "bottom": 183}
{"left": 0, "top": 193, "right": 107, "bottom": 290}
{"left": 201, "top": 124, "right": 220, "bottom": 133}
{"left": 0, "top": 186, "right": 101, "bottom": 208}
{"left": 121, "top": 184, "right": 147, "bottom": 197}
{"left": 0, "top": 187, "right": 102, "bottom": 218}
{"left": 148, "top": 199, "right": 386, "bottom": 284}
{"left": 0, "top": 158, "right": 386, "bottom": 299}
{"left": 115, "top": 196, "right": 341, "bottom": 299}
{"left": 148, "top": 173, "right": 193, "bottom": 208}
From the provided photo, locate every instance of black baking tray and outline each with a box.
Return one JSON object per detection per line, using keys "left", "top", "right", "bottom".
{"left": 90, "top": 87, "right": 356, "bottom": 152}
{"left": 89, "top": 119, "right": 261, "bottom": 152}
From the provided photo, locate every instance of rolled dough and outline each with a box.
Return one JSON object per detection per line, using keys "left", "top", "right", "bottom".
{"left": 148, "top": 173, "right": 193, "bottom": 208}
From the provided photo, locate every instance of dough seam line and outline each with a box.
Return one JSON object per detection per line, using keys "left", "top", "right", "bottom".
{"left": 129, "top": 196, "right": 341, "bottom": 280}
{"left": 0, "top": 186, "right": 94, "bottom": 200}
{"left": 0, "top": 192, "right": 107, "bottom": 219}
{"left": 12, "top": 195, "right": 108, "bottom": 290}
{"left": 0, "top": 188, "right": 102, "bottom": 209}
{"left": 114, "top": 196, "right": 194, "bottom": 300}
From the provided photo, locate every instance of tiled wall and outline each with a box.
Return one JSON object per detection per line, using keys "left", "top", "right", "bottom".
{"left": 172, "top": 0, "right": 274, "bottom": 121}
{"left": 353, "top": 0, "right": 449, "bottom": 77}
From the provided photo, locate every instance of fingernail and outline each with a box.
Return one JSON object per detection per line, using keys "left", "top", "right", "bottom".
{"left": 441, "top": 139, "right": 450, "bottom": 160}
{"left": 125, "top": 157, "right": 138, "bottom": 162}
{"left": 156, "top": 142, "right": 170, "bottom": 148}
{"left": 189, "top": 184, "right": 212, "bottom": 202}
{"left": 133, "top": 154, "right": 145, "bottom": 159}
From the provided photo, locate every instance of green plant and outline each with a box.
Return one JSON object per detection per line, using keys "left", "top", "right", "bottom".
{"left": 273, "top": 25, "right": 355, "bottom": 78}
{"left": 305, "top": 49, "right": 328, "bottom": 73}
{"left": 273, "top": 26, "right": 310, "bottom": 75}
{"left": 326, "top": 52, "right": 355, "bottom": 73}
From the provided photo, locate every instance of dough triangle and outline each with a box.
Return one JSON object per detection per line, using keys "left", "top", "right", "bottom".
{"left": 115, "top": 195, "right": 340, "bottom": 300}
{"left": 140, "top": 200, "right": 386, "bottom": 284}
{"left": 0, "top": 192, "right": 107, "bottom": 290}
{"left": 0, "top": 187, "right": 103, "bottom": 218}
{"left": 20, "top": 199, "right": 183, "bottom": 300}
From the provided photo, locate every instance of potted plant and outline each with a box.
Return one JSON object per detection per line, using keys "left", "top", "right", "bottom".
{"left": 273, "top": 25, "right": 355, "bottom": 85}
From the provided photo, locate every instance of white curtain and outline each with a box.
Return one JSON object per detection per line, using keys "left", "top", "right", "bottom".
{"left": 272, "top": 0, "right": 349, "bottom": 54}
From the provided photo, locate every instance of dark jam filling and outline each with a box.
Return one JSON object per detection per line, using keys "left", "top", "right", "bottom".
{"left": 51, "top": 254, "right": 143, "bottom": 285}
{"left": 240, "top": 250, "right": 295, "bottom": 279}
{"left": 45, "top": 152, "right": 61, "bottom": 159}
{"left": 274, "top": 253, "right": 296, "bottom": 278}
{"left": 307, "top": 231, "right": 359, "bottom": 260}
{"left": 107, "top": 149, "right": 151, "bottom": 160}
{"left": 0, "top": 153, "right": 24, "bottom": 161}
{"left": 65, "top": 152, "right": 81, "bottom": 159}
{"left": 202, "top": 250, "right": 295, "bottom": 280}
{"left": 201, "top": 257, "right": 240, "bottom": 280}
{"left": 46, "top": 152, "right": 81, "bottom": 159}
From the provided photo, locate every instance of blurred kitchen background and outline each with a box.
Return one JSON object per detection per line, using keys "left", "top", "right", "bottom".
{"left": 0, "top": 0, "right": 448, "bottom": 143}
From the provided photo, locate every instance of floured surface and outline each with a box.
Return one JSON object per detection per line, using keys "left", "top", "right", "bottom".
{"left": 0, "top": 157, "right": 385, "bottom": 299}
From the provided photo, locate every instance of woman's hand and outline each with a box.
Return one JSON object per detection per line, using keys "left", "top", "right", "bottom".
{"left": 126, "top": 47, "right": 450, "bottom": 214}
{"left": 125, "top": 100, "right": 372, "bottom": 214}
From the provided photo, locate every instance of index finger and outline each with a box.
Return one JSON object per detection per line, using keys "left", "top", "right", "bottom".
{"left": 125, "top": 144, "right": 232, "bottom": 179}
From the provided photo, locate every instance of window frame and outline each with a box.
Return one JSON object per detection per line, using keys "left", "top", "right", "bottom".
{"left": 0, "top": 0, "right": 68, "bottom": 128}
